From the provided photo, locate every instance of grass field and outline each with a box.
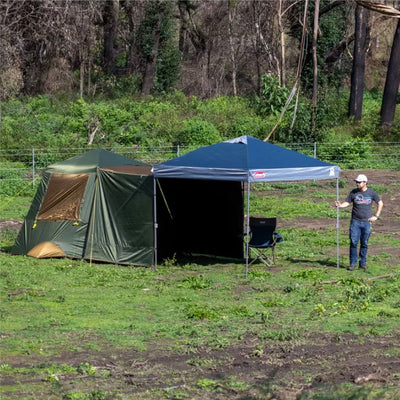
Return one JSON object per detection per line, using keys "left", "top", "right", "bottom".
{"left": 1, "top": 170, "right": 399, "bottom": 399}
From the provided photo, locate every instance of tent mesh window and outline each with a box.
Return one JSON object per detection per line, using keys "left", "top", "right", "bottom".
{"left": 37, "top": 174, "right": 89, "bottom": 221}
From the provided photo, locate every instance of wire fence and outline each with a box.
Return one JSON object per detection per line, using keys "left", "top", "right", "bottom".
{"left": 1, "top": 142, "right": 400, "bottom": 188}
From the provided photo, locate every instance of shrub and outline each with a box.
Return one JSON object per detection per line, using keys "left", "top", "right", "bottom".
{"left": 230, "top": 115, "right": 269, "bottom": 140}
{"left": 0, "top": 163, "right": 35, "bottom": 197}
{"left": 177, "top": 118, "right": 221, "bottom": 146}
{"left": 192, "top": 96, "right": 254, "bottom": 138}
{"left": 254, "top": 75, "right": 318, "bottom": 143}
{"left": 255, "top": 74, "right": 291, "bottom": 116}
{"left": 317, "top": 136, "right": 373, "bottom": 168}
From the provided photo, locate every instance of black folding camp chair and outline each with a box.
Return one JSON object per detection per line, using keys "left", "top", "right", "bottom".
{"left": 247, "top": 217, "right": 283, "bottom": 266}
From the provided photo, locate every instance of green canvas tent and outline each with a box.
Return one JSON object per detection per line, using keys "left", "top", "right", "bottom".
{"left": 12, "top": 149, "right": 154, "bottom": 265}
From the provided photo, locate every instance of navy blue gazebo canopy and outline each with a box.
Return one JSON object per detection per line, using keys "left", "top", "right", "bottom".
{"left": 153, "top": 135, "right": 340, "bottom": 182}
{"left": 153, "top": 136, "right": 341, "bottom": 274}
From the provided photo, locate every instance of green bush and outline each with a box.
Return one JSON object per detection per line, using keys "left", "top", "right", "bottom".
{"left": 254, "top": 74, "right": 319, "bottom": 143}
{"left": 131, "top": 98, "right": 183, "bottom": 145}
{"left": 192, "top": 96, "right": 254, "bottom": 139}
{"left": 0, "top": 89, "right": 398, "bottom": 165}
{"left": 177, "top": 118, "right": 221, "bottom": 146}
{"left": 255, "top": 74, "right": 291, "bottom": 116}
{"left": 0, "top": 163, "right": 35, "bottom": 197}
{"left": 230, "top": 115, "right": 269, "bottom": 140}
{"left": 317, "top": 137, "right": 373, "bottom": 168}
{"left": 316, "top": 88, "right": 349, "bottom": 129}
{"left": 0, "top": 96, "right": 87, "bottom": 153}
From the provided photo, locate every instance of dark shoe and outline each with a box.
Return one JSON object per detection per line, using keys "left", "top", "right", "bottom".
{"left": 359, "top": 264, "right": 368, "bottom": 271}
{"left": 348, "top": 265, "right": 356, "bottom": 271}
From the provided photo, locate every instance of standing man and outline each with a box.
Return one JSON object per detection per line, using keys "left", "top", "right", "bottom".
{"left": 335, "top": 174, "right": 383, "bottom": 271}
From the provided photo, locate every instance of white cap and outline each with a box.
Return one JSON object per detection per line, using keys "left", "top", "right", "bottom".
{"left": 355, "top": 174, "right": 368, "bottom": 182}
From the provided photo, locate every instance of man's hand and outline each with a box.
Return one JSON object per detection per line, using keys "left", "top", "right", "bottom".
{"left": 335, "top": 201, "right": 350, "bottom": 209}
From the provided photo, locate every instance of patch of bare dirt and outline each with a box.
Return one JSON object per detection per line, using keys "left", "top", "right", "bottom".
{"left": 0, "top": 219, "right": 22, "bottom": 231}
{"left": 2, "top": 333, "right": 400, "bottom": 399}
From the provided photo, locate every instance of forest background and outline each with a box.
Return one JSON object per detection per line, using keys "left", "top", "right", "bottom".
{"left": 0, "top": 0, "right": 399, "bottom": 161}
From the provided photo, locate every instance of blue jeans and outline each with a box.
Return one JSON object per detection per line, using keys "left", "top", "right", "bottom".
{"left": 349, "top": 219, "right": 371, "bottom": 266}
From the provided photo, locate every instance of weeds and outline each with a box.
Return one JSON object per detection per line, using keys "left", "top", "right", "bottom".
{"left": 76, "top": 363, "right": 97, "bottom": 376}
{"left": 184, "top": 304, "right": 220, "bottom": 320}
{"left": 180, "top": 274, "right": 212, "bottom": 289}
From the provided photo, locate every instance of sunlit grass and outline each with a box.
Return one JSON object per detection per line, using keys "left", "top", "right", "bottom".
{"left": 1, "top": 252, "right": 399, "bottom": 359}
{"left": 1, "top": 171, "right": 399, "bottom": 399}
{"left": 0, "top": 195, "right": 33, "bottom": 220}
{"left": 250, "top": 194, "right": 338, "bottom": 219}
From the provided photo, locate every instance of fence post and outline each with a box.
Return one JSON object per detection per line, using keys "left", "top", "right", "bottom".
{"left": 32, "top": 148, "right": 35, "bottom": 187}
{"left": 177, "top": 144, "right": 180, "bottom": 157}
{"left": 314, "top": 142, "right": 317, "bottom": 158}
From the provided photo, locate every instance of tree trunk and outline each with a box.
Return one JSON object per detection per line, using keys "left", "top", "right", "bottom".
{"left": 142, "top": 55, "right": 158, "bottom": 95}
{"left": 79, "top": 59, "right": 84, "bottom": 98}
{"left": 380, "top": 18, "right": 400, "bottom": 132}
{"left": 349, "top": 5, "right": 369, "bottom": 121}
{"left": 178, "top": 0, "right": 188, "bottom": 54}
{"left": 312, "top": 0, "right": 320, "bottom": 137}
{"left": 122, "top": 0, "right": 140, "bottom": 75}
{"left": 228, "top": 0, "right": 237, "bottom": 96}
{"left": 141, "top": 12, "right": 163, "bottom": 96}
{"left": 278, "top": 0, "right": 286, "bottom": 86}
{"left": 103, "top": 0, "right": 119, "bottom": 75}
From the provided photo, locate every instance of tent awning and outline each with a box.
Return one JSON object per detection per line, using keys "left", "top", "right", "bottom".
{"left": 153, "top": 165, "right": 339, "bottom": 182}
{"left": 153, "top": 136, "right": 340, "bottom": 181}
